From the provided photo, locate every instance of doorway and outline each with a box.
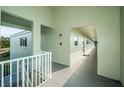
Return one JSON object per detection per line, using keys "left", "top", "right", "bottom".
{"left": 70, "top": 24, "right": 97, "bottom": 66}
{"left": 40, "top": 25, "right": 53, "bottom": 52}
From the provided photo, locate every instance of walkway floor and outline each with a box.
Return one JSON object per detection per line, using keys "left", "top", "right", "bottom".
{"left": 64, "top": 48, "right": 122, "bottom": 87}
{"left": 42, "top": 47, "right": 122, "bottom": 87}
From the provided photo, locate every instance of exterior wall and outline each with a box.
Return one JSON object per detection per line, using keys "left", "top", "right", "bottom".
{"left": 1, "top": 6, "right": 121, "bottom": 81}
{"left": 54, "top": 7, "right": 120, "bottom": 80}
{"left": 1, "top": 6, "right": 54, "bottom": 55}
{"left": 0, "top": 6, "right": 1, "bottom": 25}
{"left": 120, "top": 7, "right": 124, "bottom": 86}
{"left": 10, "top": 31, "right": 32, "bottom": 59}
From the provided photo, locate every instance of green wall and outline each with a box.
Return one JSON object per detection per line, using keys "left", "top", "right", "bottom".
{"left": 1, "top": 6, "right": 121, "bottom": 81}
{"left": 70, "top": 30, "right": 84, "bottom": 53}
{"left": 120, "top": 7, "right": 124, "bottom": 86}
{"left": 41, "top": 26, "right": 54, "bottom": 52}
{"left": 54, "top": 7, "right": 120, "bottom": 80}
{"left": 1, "top": 6, "right": 54, "bottom": 55}
{"left": 70, "top": 30, "right": 94, "bottom": 53}
{"left": 70, "top": 30, "right": 94, "bottom": 66}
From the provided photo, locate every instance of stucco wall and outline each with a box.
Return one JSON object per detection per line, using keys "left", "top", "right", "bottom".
{"left": 120, "top": 7, "right": 124, "bottom": 86}
{"left": 1, "top": 6, "right": 121, "bottom": 81}
{"left": 70, "top": 30, "right": 94, "bottom": 66}
{"left": 10, "top": 31, "right": 32, "bottom": 59}
{"left": 1, "top": 6, "right": 54, "bottom": 55}
{"left": 54, "top": 6, "right": 120, "bottom": 80}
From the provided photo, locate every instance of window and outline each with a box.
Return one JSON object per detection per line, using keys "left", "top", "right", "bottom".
{"left": 20, "top": 37, "right": 27, "bottom": 47}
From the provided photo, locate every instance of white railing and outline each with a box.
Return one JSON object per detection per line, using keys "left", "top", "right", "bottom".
{"left": 0, "top": 51, "right": 52, "bottom": 87}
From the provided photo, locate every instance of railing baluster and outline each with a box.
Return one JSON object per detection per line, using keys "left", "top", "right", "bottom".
{"left": 10, "top": 62, "right": 12, "bottom": 87}
{"left": 1, "top": 64, "right": 4, "bottom": 87}
{"left": 50, "top": 53, "right": 52, "bottom": 79}
{"left": 39, "top": 56, "right": 41, "bottom": 85}
{"left": 22, "top": 59, "right": 25, "bottom": 87}
{"left": 46, "top": 54, "right": 48, "bottom": 79}
{"left": 48, "top": 54, "right": 50, "bottom": 79}
{"left": 27, "top": 58, "right": 29, "bottom": 87}
{"left": 17, "top": 60, "right": 19, "bottom": 87}
{"left": 0, "top": 51, "right": 52, "bottom": 87}
{"left": 31, "top": 58, "right": 33, "bottom": 87}
{"left": 42, "top": 55, "right": 43, "bottom": 83}
{"left": 45, "top": 54, "right": 47, "bottom": 81}
{"left": 4, "top": 64, "right": 5, "bottom": 77}
{"left": 35, "top": 57, "right": 37, "bottom": 87}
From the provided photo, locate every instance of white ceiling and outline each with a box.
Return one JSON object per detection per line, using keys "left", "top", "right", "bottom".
{"left": 72, "top": 24, "right": 97, "bottom": 42}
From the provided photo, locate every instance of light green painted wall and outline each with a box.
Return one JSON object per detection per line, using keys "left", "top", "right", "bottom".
{"left": 97, "top": 7, "right": 120, "bottom": 80}
{"left": 40, "top": 26, "right": 57, "bottom": 63}
{"left": 120, "top": 7, "right": 124, "bottom": 86}
{"left": 53, "top": 8, "right": 70, "bottom": 66}
{"left": 41, "top": 27, "right": 47, "bottom": 51}
{"left": 1, "top": 6, "right": 54, "bottom": 54}
{"left": 70, "top": 30, "right": 94, "bottom": 53}
{"left": 54, "top": 7, "right": 120, "bottom": 80}
{"left": 41, "top": 26, "right": 54, "bottom": 52}
{"left": 1, "top": 6, "right": 120, "bottom": 81}
{"left": 70, "top": 30, "right": 83, "bottom": 53}
{"left": 70, "top": 30, "right": 94, "bottom": 66}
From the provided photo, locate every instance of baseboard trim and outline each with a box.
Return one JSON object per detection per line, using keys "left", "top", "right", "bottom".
{"left": 52, "top": 61, "right": 69, "bottom": 67}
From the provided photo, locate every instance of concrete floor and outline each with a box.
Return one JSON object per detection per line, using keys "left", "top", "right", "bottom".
{"left": 64, "top": 48, "right": 122, "bottom": 87}
{"left": 52, "top": 62, "right": 68, "bottom": 73}
{"left": 42, "top": 48, "right": 122, "bottom": 87}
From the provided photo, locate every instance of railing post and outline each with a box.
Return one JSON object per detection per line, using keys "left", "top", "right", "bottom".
{"left": 1, "top": 64, "right": 4, "bottom": 87}
{"left": 47, "top": 54, "right": 49, "bottom": 79}
{"left": 10, "top": 62, "right": 12, "bottom": 87}
{"left": 22, "top": 59, "right": 25, "bottom": 87}
{"left": 0, "top": 52, "right": 52, "bottom": 87}
{"left": 42, "top": 55, "right": 44, "bottom": 82}
{"left": 17, "top": 60, "right": 19, "bottom": 87}
{"left": 50, "top": 52, "right": 52, "bottom": 79}
{"left": 27, "top": 58, "right": 29, "bottom": 87}
{"left": 45, "top": 54, "right": 46, "bottom": 81}
{"left": 31, "top": 58, "right": 34, "bottom": 87}
{"left": 48, "top": 53, "right": 50, "bottom": 79}
{"left": 35, "top": 57, "right": 37, "bottom": 87}
{"left": 39, "top": 56, "right": 41, "bottom": 85}
{"left": 47, "top": 53, "right": 49, "bottom": 79}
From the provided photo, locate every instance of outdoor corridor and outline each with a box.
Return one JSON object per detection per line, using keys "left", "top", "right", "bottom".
{"left": 42, "top": 47, "right": 122, "bottom": 87}
{"left": 64, "top": 48, "right": 122, "bottom": 87}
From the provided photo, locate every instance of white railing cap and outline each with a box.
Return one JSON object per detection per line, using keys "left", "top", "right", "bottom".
{"left": 0, "top": 51, "right": 52, "bottom": 64}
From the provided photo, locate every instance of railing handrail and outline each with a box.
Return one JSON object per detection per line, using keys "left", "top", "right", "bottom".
{"left": 0, "top": 51, "right": 51, "bottom": 64}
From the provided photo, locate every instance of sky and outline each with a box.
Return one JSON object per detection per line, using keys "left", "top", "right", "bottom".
{"left": 0, "top": 26, "right": 25, "bottom": 37}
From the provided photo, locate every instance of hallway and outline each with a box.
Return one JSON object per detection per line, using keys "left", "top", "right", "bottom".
{"left": 42, "top": 48, "right": 122, "bottom": 87}
{"left": 64, "top": 48, "right": 122, "bottom": 87}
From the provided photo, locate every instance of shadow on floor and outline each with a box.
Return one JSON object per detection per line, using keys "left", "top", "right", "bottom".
{"left": 52, "top": 62, "right": 68, "bottom": 73}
